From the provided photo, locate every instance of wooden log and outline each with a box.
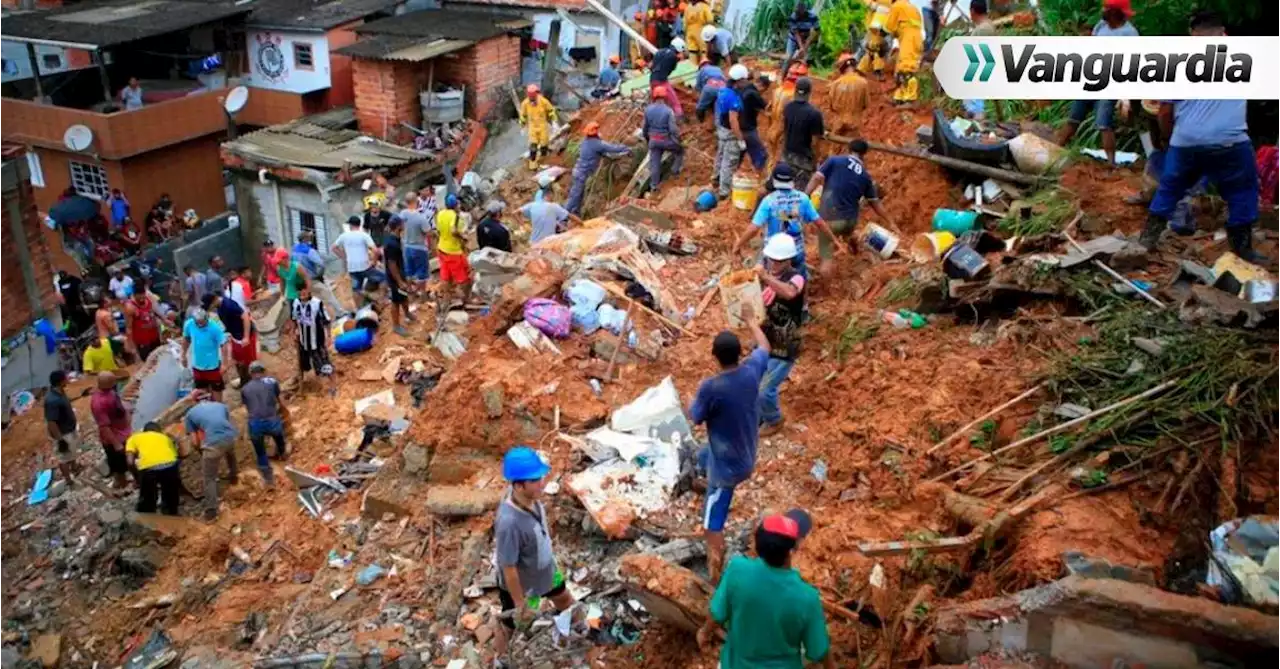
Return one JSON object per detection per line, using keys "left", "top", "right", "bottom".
{"left": 600, "top": 281, "right": 692, "bottom": 335}
{"left": 826, "top": 135, "right": 1047, "bottom": 186}
{"left": 942, "top": 490, "right": 997, "bottom": 528}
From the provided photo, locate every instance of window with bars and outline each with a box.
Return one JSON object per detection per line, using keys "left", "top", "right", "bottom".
{"left": 293, "top": 42, "right": 314, "bottom": 70}
{"left": 288, "top": 208, "right": 328, "bottom": 250}
{"left": 69, "top": 161, "right": 109, "bottom": 200}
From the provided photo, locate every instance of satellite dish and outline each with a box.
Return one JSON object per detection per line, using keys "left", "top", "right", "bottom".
{"left": 224, "top": 86, "right": 249, "bottom": 115}
{"left": 63, "top": 124, "right": 94, "bottom": 152}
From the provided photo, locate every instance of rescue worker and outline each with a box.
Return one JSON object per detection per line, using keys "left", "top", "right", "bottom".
{"left": 825, "top": 52, "right": 871, "bottom": 136}
{"left": 755, "top": 234, "right": 807, "bottom": 434}
{"left": 885, "top": 0, "right": 926, "bottom": 103}
{"left": 518, "top": 84, "right": 559, "bottom": 170}
{"left": 629, "top": 12, "right": 647, "bottom": 65}
{"left": 767, "top": 61, "right": 808, "bottom": 154}
{"left": 856, "top": 0, "right": 892, "bottom": 78}
{"left": 594, "top": 55, "right": 622, "bottom": 99}
{"left": 643, "top": 85, "right": 685, "bottom": 194}
{"left": 714, "top": 63, "right": 755, "bottom": 199}
{"left": 684, "top": 0, "right": 714, "bottom": 61}
{"left": 695, "top": 58, "right": 726, "bottom": 123}
{"left": 649, "top": 37, "right": 686, "bottom": 117}
{"left": 565, "top": 122, "right": 633, "bottom": 216}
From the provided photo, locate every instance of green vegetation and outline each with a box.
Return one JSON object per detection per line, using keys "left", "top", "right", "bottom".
{"left": 1038, "top": 0, "right": 1267, "bottom": 37}
{"left": 745, "top": 0, "right": 866, "bottom": 68}
{"left": 998, "top": 187, "right": 1078, "bottom": 238}
{"left": 968, "top": 419, "right": 998, "bottom": 449}
{"left": 877, "top": 276, "right": 920, "bottom": 307}
{"left": 836, "top": 314, "right": 879, "bottom": 363}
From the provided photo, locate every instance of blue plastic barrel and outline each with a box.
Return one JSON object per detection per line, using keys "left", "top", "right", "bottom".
{"left": 333, "top": 327, "right": 374, "bottom": 354}
{"left": 932, "top": 209, "right": 979, "bottom": 235}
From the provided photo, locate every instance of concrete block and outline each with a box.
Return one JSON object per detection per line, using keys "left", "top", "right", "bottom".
{"left": 479, "top": 380, "right": 503, "bottom": 419}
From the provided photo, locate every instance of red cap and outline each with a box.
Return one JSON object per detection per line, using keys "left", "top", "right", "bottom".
{"left": 761, "top": 514, "right": 800, "bottom": 539}
{"left": 1103, "top": 0, "right": 1133, "bottom": 18}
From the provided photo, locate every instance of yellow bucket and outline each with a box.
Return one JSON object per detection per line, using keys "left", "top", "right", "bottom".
{"left": 731, "top": 174, "right": 759, "bottom": 211}
{"left": 809, "top": 185, "right": 823, "bottom": 210}
{"left": 909, "top": 231, "right": 956, "bottom": 263}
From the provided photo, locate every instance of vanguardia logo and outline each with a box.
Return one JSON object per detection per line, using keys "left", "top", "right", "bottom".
{"left": 963, "top": 44, "right": 996, "bottom": 82}
{"left": 933, "top": 37, "right": 1276, "bottom": 101}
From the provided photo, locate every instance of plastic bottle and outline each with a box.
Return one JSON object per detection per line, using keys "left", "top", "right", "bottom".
{"left": 898, "top": 309, "right": 928, "bottom": 329}
{"left": 881, "top": 311, "right": 910, "bottom": 329}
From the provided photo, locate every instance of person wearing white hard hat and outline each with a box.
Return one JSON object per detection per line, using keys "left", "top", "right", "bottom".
{"left": 702, "top": 24, "right": 735, "bottom": 66}
{"left": 714, "top": 63, "right": 766, "bottom": 198}
{"left": 755, "top": 233, "right": 807, "bottom": 435}
{"left": 649, "top": 37, "right": 686, "bottom": 117}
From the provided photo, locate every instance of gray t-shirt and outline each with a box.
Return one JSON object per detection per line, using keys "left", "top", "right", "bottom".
{"left": 184, "top": 401, "right": 239, "bottom": 447}
{"left": 520, "top": 201, "right": 571, "bottom": 244}
{"left": 205, "top": 269, "right": 225, "bottom": 297}
{"left": 494, "top": 497, "right": 557, "bottom": 596}
{"left": 400, "top": 211, "right": 431, "bottom": 248}
{"left": 1092, "top": 20, "right": 1138, "bottom": 37}
{"left": 240, "top": 377, "right": 281, "bottom": 421}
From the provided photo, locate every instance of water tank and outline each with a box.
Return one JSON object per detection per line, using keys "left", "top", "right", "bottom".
{"left": 420, "top": 88, "right": 464, "bottom": 124}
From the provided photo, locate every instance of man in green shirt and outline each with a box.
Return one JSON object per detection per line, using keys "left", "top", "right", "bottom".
{"left": 698, "top": 511, "right": 834, "bottom": 668}
{"left": 278, "top": 254, "right": 309, "bottom": 302}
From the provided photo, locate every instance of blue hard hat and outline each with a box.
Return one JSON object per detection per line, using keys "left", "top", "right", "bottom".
{"left": 445, "top": 193, "right": 459, "bottom": 208}
{"left": 503, "top": 446, "right": 550, "bottom": 482}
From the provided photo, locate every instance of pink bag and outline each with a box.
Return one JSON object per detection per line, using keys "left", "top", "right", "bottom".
{"left": 523, "top": 298, "right": 572, "bottom": 339}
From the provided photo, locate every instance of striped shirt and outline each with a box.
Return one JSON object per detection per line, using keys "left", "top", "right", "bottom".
{"left": 291, "top": 297, "right": 330, "bottom": 351}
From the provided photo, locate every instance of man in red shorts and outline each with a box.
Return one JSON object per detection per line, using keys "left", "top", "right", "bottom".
{"left": 432, "top": 193, "right": 471, "bottom": 312}
{"left": 203, "top": 292, "right": 256, "bottom": 387}
{"left": 182, "top": 307, "right": 229, "bottom": 401}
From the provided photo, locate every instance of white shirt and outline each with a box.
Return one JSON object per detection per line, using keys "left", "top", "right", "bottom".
{"left": 109, "top": 275, "right": 134, "bottom": 299}
{"left": 225, "top": 281, "right": 248, "bottom": 309}
{"left": 332, "top": 229, "right": 377, "bottom": 273}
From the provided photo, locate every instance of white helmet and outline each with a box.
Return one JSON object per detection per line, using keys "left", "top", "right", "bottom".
{"left": 728, "top": 63, "right": 749, "bottom": 81}
{"left": 670, "top": 37, "right": 686, "bottom": 52}
{"left": 762, "top": 234, "right": 798, "bottom": 261}
{"left": 701, "top": 25, "right": 718, "bottom": 42}
{"left": 536, "top": 173, "right": 555, "bottom": 189}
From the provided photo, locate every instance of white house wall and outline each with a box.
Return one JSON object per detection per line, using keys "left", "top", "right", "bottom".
{"left": 1, "top": 40, "right": 93, "bottom": 84}
{"left": 245, "top": 29, "right": 334, "bottom": 94}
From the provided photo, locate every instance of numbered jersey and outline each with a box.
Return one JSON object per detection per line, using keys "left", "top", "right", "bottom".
{"left": 816, "top": 154, "right": 879, "bottom": 222}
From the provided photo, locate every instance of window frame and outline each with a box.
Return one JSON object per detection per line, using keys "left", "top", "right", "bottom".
{"left": 68, "top": 161, "right": 109, "bottom": 200}
{"left": 293, "top": 42, "right": 315, "bottom": 71}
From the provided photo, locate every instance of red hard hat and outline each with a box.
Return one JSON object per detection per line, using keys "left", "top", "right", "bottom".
{"left": 526, "top": 84, "right": 539, "bottom": 96}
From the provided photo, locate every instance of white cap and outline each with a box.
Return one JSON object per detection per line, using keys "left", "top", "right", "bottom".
{"left": 728, "top": 63, "right": 749, "bottom": 81}
{"left": 701, "top": 25, "right": 717, "bottom": 42}
{"left": 762, "top": 234, "right": 799, "bottom": 261}
{"left": 670, "top": 37, "right": 686, "bottom": 52}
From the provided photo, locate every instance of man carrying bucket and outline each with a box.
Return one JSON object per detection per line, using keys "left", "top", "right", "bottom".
{"left": 731, "top": 163, "right": 844, "bottom": 279}
{"left": 806, "top": 138, "right": 894, "bottom": 275}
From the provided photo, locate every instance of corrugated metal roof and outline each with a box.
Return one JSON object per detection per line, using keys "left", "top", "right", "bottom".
{"left": 448, "top": 0, "right": 586, "bottom": 10}
{"left": 336, "top": 7, "right": 528, "bottom": 61}
{"left": 1, "top": 0, "right": 252, "bottom": 49}
{"left": 223, "top": 110, "right": 433, "bottom": 170}
{"left": 247, "top": 0, "right": 404, "bottom": 31}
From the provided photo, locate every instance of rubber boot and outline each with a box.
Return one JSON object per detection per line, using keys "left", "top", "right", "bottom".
{"left": 1228, "top": 225, "right": 1269, "bottom": 265}
{"left": 1138, "top": 213, "right": 1167, "bottom": 251}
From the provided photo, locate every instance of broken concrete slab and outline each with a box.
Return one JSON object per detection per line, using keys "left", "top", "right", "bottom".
{"left": 361, "top": 489, "right": 410, "bottom": 521}
{"left": 607, "top": 203, "right": 677, "bottom": 231}
{"left": 934, "top": 575, "right": 1278, "bottom": 667}
{"left": 28, "top": 634, "right": 61, "bottom": 668}
{"left": 1061, "top": 551, "right": 1156, "bottom": 586}
{"left": 1056, "top": 235, "right": 1143, "bottom": 269}
{"left": 1180, "top": 285, "right": 1278, "bottom": 329}
{"left": 479, "top": 380, "right": 504, "bottom": 419}
{"left": 424, "top": 486, "right": 504, "bottom": 517}
{"left": 402, "top": 444, "right": 429, "bottom": 476}
{"left": 619, "top": 554, "right": 710, "bottom": 633}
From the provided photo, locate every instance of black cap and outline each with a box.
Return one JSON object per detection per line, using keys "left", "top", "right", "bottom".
{"left": 771, "top": 162, "right": 794, "bottom": 183}
{"left": 795, "top": 77, "right": 812, "bottom": 96}
{"left": 784, "top": 508, "right": 812, "bottom": 539}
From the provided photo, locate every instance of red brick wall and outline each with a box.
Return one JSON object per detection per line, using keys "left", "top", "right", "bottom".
{"left": 325, "top": 24, "right": 362, "bottom": 109}
{"left": 2, "top": 147, "right": 60, "bottom": 339}
{"left": 436, "top": 35, "right": 521, "bottom": 122}
{"left": 352, "top": 34, "right": 521, "bottom": 137}
{"left": 352, "top": 58, "right": 427, "bottom": 139}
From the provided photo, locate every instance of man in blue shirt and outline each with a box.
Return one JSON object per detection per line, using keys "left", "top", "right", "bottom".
{"left": 806, "top": 138, "right": 896, "bottom": 275}
{"left": 701, "top": 24, "right": 735, "bottom": 67}
{"left": 1140, "top": 12, "right": 1265, "bottom": 264}
{"left": 689, "top": 306, "right": 770, "bottom": 583}
{"left": 732, "top": 163, "right": 844, "bottom": 278}
{"left": 565, "top": 122, "right": 633, "bottom": 216}
{"left": 714, "top": 64, "right": 749, "bottom": 199}
{"left": 184, "top": 390, "right": 239, "bottom": 520}
{"left": 786, "top": 0, "right": 820, "bottom": 59}
{"left": 181, "top": 308, "right": 229, "bottom": 401}
{"left": 593, "top": 55, "right": 622, "bottom": 99}
{"left": 643, "top": 86, "right": 685, "bottom": 193}
{"left": 108, "top": 189, "right": 130, "bottom": 230}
